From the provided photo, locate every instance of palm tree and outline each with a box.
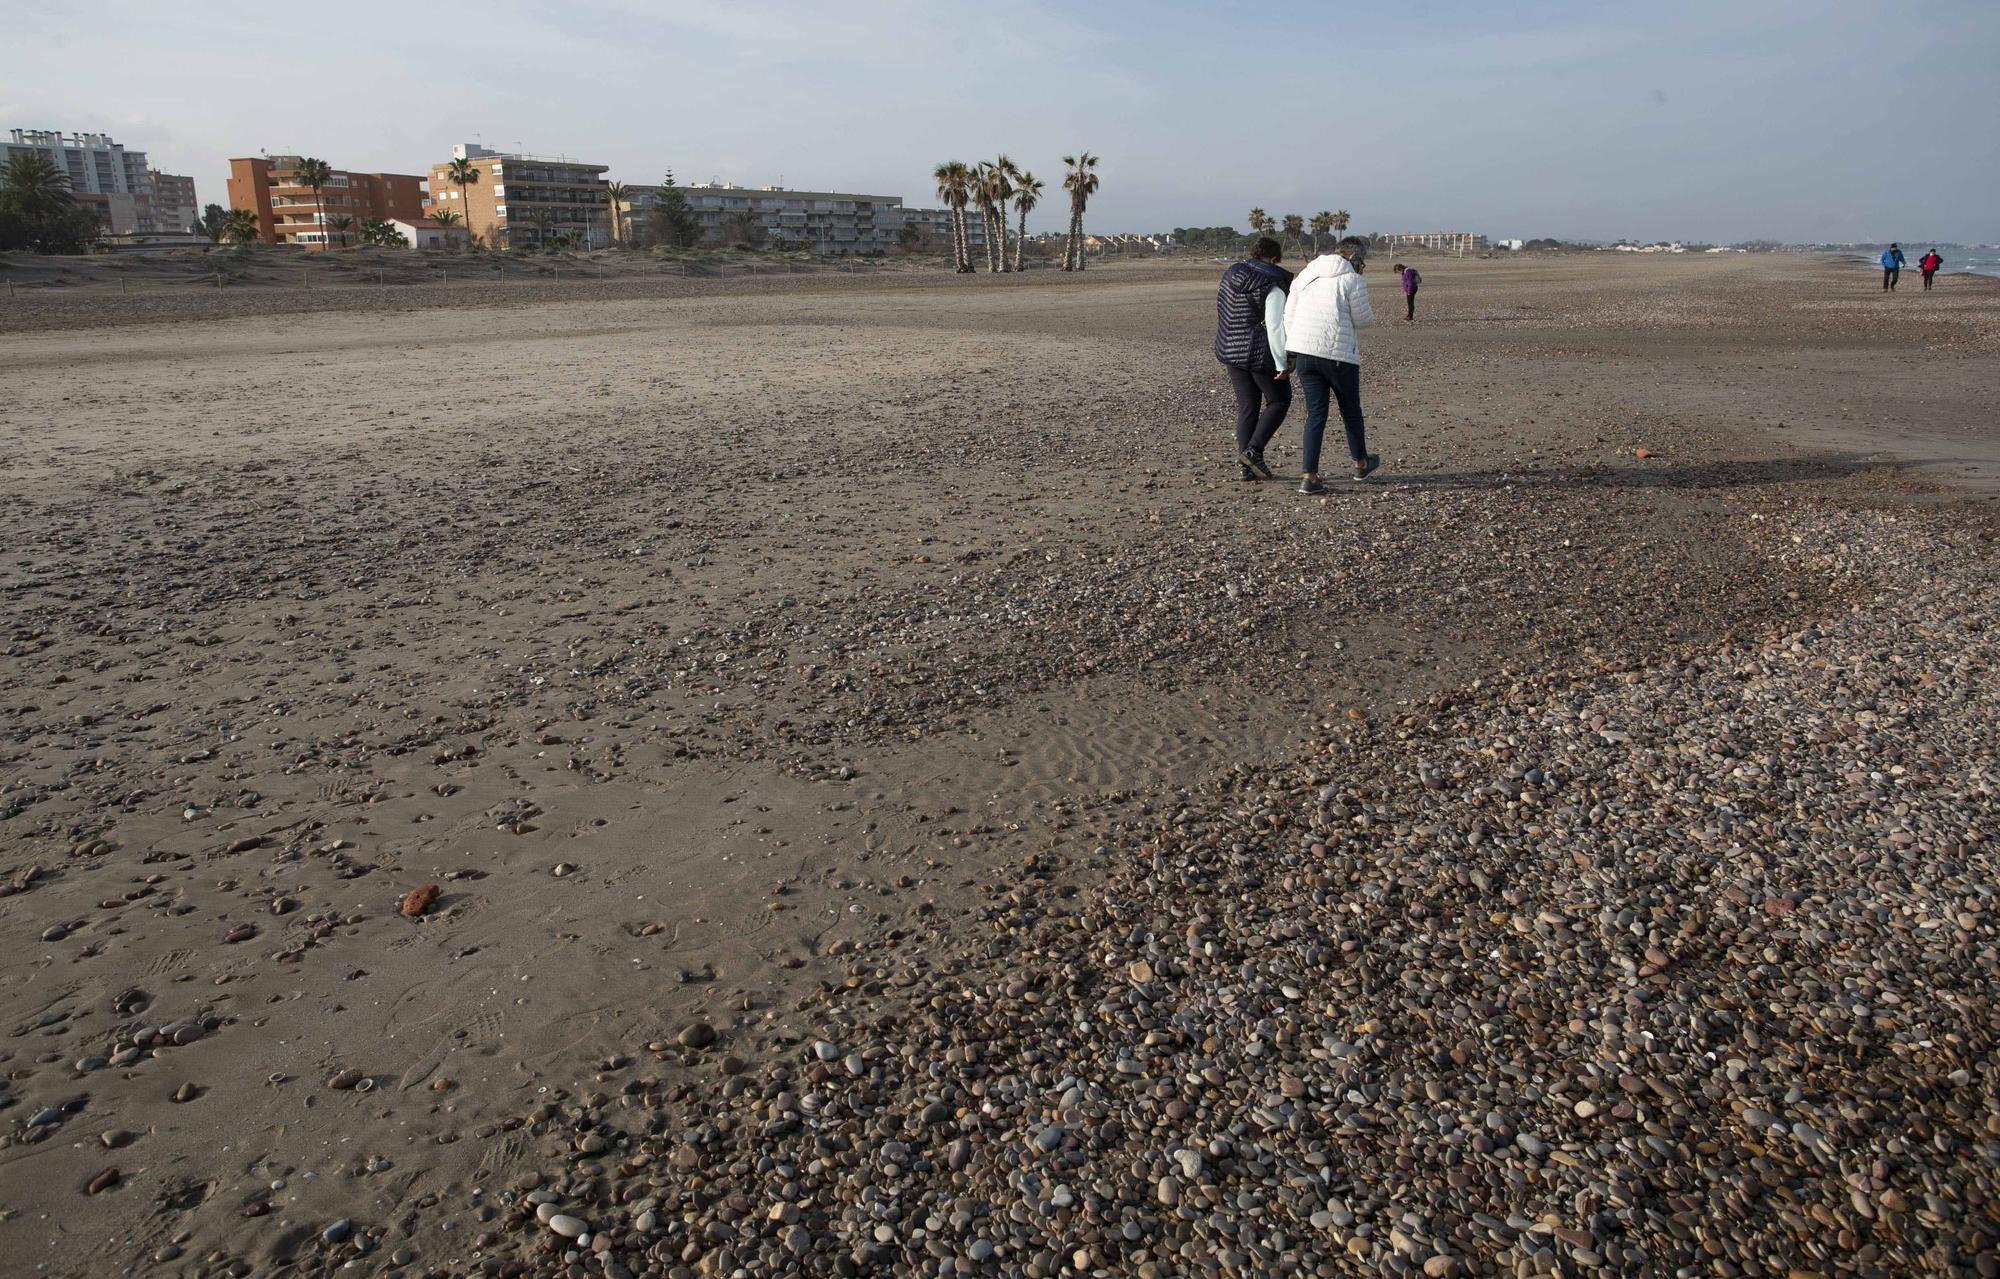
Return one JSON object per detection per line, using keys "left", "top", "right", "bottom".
{"left": 1, "top": 153, "right": 98, "bottom": 253}
{"left": 221, "top": 208, "right": 260, "bottom": 245}
{"left": 933, "top": 161, "right": 974, "bottom": 273}
{"left": 1061, "top": 151, "right": 1099, "bottom": 271}
{"left": 287, "top": 157, "right": 333, "bottom": 250}
{"left": 327, "top": 214, "right": 354, "bottom": 248}
{"left": 987, "top": 156, "right": 1017, "bottom": 272}
{"left": 1310, "top": 211, "right": 1334, "bottom": 254}
{"left": 427, "top": 208, "right": 461, "bottom": 249}
{"left": 1282, "top": 213, "right": 1304, "bottom": 248}
{"left": 1011, "top": 171, "right": 1043, "bottom": 273}
{"left": 605, "top": 181, "right": 627, "bottom": 244}
{"left": 1247, "top": 207, "right": 1266, "bottom": 239}
{"left": 1333, "top": 209, "right": 1351, "bottom": 238}
{"left": 3, "top": 152, "right": 75, "bottom": 209}
{"left": 972, "top": 162, "right": 1002, "bottom": 273}
{"left": 527, "top": 208, "right": 556, "bottom": 249}
{"left": 446, "top": 156, "right": 481, "bottom": 248}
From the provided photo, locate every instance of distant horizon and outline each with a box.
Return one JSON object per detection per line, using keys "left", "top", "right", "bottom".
{"left": 8, "top": 1, "right": 1997, "bottom": 245}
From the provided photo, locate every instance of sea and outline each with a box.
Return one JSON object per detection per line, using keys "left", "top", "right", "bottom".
{"left": 1854, "top": 248, "right": 2000, "bottom": 278}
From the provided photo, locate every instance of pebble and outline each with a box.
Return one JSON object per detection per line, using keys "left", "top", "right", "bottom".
{"left": 677, "top": 1022, "right": 717, "bottom": 1049}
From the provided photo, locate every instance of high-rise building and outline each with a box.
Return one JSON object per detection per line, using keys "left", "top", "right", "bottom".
{"left": 226, "top": 156, "right": 427, "bottom": 248}
{"left": 5, "top": 128, "right": 155, "bottom": 232}
{"left": 148, "top": 170, "right": 198, "bottom": 234}
{"left": 429, "top": 144, "right": 610, "bottom": 249}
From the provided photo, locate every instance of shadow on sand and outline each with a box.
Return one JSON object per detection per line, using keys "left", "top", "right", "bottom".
{"left": 1383, "top": 451, "right": 1952, "bottom": 494}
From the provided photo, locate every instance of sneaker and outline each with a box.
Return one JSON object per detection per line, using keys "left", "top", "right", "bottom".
{"left": 1298, "top": 476, "right": 1326, "bottom": 495}
{"left": 1352, "top": 453, "right": 1381, "bottom": 481}
{"left": 1240, "top": 449, "right": 1275, "bottom": 480}
{"left": 1240, "top": 465, "right": 1257, "bottom": 481}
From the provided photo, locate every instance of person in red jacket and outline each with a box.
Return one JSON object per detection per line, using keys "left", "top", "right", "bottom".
{"left": 1919, "top": 249, "right": 1943, "bottom": 291}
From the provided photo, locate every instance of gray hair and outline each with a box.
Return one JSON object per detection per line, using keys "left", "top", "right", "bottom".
{"left": 1334, "top": 236, "right": 1369, "bottom": 261}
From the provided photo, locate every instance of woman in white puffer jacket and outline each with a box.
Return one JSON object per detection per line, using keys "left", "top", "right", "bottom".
{"left": 1282, "top": 237, "right": 1380, "bottom": 494}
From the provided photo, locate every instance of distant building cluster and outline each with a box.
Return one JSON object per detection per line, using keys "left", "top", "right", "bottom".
{"left": 7, "top": 123, "right": 1013, "bottom": 256}
{"left": 5, "top": 128, "right": 199, "bottom": 238}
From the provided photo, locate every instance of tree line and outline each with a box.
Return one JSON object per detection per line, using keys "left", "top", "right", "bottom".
{"left": 931, "top": 152, "right": 1098, "bottom": 272}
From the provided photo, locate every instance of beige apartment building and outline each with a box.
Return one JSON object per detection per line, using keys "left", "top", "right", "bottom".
{"left": 429, "top": 144, "right": 610, "bottom": 248}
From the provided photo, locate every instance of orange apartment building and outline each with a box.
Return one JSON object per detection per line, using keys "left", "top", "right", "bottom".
{"left": 427, "top": 143, "right": 610, "bottom": 249}
{"left": 226, "top": 156, "right": 427, "bottom": 248}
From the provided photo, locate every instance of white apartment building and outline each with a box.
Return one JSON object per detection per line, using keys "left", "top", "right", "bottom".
{"left": 5, "top": 128, "right": 157, "bottom": 232}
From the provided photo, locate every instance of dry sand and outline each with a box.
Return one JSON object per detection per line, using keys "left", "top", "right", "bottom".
{"left": 0, "top": 252, "right": 1995, "bottom": 1278}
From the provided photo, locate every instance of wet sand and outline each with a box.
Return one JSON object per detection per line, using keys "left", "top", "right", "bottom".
{"left": 1, "top": 253, "right": 1995, "bottom": 1278}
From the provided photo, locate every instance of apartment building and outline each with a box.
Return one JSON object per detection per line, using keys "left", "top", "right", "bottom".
{"left": 148, "top": 170, "right": 198, "bottom": 234}
{"left": 1384, "top": 231, "right": 1489, "bottom": 252}
{"left": 613, "top": 181, "right": 983, "bottom": 256}
{"left": 904, "top": 206, "right": 987, "bottom": 254}
{"left": 5, "top": 128, "right": 155, "bottom": 232}
{"left": 226, "top": 156, "right": 426, "bottom": 248}
{"left": 430, "top": 144, "right": 610, "bottom": 249}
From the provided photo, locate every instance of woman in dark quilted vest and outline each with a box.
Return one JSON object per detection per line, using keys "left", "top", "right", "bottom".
{"left": 1213, "top": 236, "right": 1294, "bottom": 481}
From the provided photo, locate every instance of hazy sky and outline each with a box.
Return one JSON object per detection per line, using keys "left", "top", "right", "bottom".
{"left": 8, "top": 0, "right": 1997, "bottom": 243}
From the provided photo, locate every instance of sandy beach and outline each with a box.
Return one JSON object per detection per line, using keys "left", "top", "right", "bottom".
{"left": 2, "top": 252, "right": 1996, "bottom": 1279}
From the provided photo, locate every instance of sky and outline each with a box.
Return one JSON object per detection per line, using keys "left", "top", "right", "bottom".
{"left": 6, "top": 0, "right": 1997, "bottom": 244}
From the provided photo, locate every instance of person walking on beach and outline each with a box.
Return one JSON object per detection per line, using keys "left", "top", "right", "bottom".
{"left": 1214, "top": 235, "right": 1295, "bottom": 481}
{"left": 1283, "top": 236, "right": 1379, "bottom": 495}
{"left": 1881, "top": 243, "right": 1906, "bottom": 291}
{"left": 1392, "top": 262, "right": 1421, "bottom": 321}
{"left": 1920, "top": 248, "right": 1943, "bottom": 290}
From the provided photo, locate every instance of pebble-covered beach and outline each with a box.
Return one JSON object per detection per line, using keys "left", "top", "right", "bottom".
{"left": 1, "top": 252, "right": 1995, "bottom": 1278}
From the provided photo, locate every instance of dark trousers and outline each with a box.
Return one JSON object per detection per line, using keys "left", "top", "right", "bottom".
{"left": 1922, "top": 270, "right": 1936, "bottom": 290}
{"left": 1883, "top": 266, "right": 1899, "bottom": 290}
{"left": 1294, "top": 354, "right": 1365, "bottom": 473}
{"left": 1405, "top": 287, "right": 1418, "bottom": 320}
{"left": 1223, "top": 362, "right": 1292, "bottom": 457}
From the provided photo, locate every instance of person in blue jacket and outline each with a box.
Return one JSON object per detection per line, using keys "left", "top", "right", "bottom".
{"left": 1881, "top": 243, "right": 1906, "bottom": 291}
